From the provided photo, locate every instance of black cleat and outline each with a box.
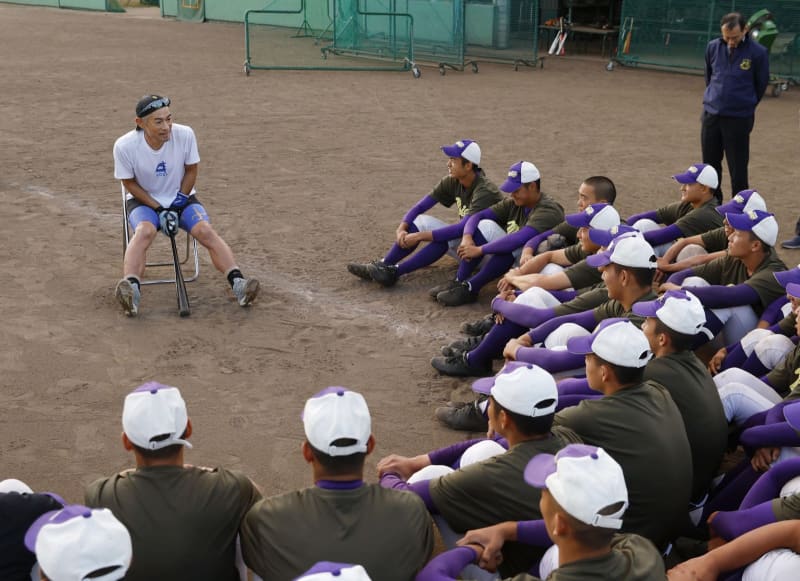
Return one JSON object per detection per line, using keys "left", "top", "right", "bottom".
{"left": 431, "top": 351, "right": 492, "bottom": 377}
{"left": 368, "top": 261, "right": 400, "bottom": 287}
{"left": 460, "top": 314, "right": 495, "bottom": 336}
{"left": 428, "top": 279, "right": 460, "bottom": 299}
{"left": 435, "top": 401, "right": 489, "bottom": 432}
{"left": 437, "top": 282, "right": 478, "bottom": 307}
{"left": 347, "top": 261, "right": 377, "bottom": 280}
{"left": 440, "top": 334, "right": 485, "bottom": 357}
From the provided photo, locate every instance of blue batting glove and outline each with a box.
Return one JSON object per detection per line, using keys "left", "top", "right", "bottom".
{"left": 171, "top": 191, "right": 191, "bottom": 210}
{"left": 158, "top": 209, "right": 180, "bottom": 236}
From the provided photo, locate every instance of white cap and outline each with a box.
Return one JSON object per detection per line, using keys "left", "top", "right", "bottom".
{"left": 568, "top": 318, "right": 653, "bottom": 368}
{"left": 0, "top": 478, "right": 33, "bottom": 493}
{"left": 586, "top": 233, "right": 657, "bottom": 269}
{"left": 303, "top": 388, "right": 371, "bottom": 457}
{"left": 295, "top": 563, "right": 372, "bottom": 580}
{"left": 122, "top": 382, "right": 192, "bottom": 450}
{"left": 25, "top": 505, "right": 132, "bottom": 581}
{"left": 472, "top": 362, "right": 557, "bottom": 417}
{"left": 632, "top": 290, "right": 709, "bottom": 336}
{"left": 525, "top": 444, "right": 628, "bottom": 529}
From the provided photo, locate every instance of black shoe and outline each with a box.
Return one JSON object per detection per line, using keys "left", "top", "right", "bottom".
{"left": 428, "top": 279, "right": 460, "bottom": 299}
{"left": 431, "top": 351, "right": 492, "bottom": 377}
{"left": 437, "top": 282, "right": 478, "bottom": 307}
{"left": 435, "top": 401, "right": 488, "bottom": 432}
{"left": 347, "top": 260, "right": 377, "bottom": 280}
{"left": 440, "top": 334, "right": 485, "bottom": 357}
{"left": 460, "top": 314, "right": 495, "bottom": 336}
{"left": 781, "top": 235, "right": 800, "bottom": 250}
{"left": 368, "top": 261, "right": 400, "bottom": 286}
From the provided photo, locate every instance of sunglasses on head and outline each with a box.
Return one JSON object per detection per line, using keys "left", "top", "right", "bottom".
{"left": 138, "top": 96, "right": 171, "bottom": 118}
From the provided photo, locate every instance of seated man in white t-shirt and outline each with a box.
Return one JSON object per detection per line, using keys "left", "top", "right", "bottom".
{"left": 113, "top": 94, "right": 260, "bottom": 316}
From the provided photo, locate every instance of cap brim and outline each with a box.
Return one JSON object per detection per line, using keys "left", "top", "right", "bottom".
{"left": 499, "top": 178, "right": 522, "bottom": 193}
{"left": 774, "top": 269, "right": 800, "bottom": 289}
{"left": 472, "top": 376, "right": 496, "bottom": 395}
{"left": 24, "top": 509, "right": 60, "bottom": 552}
{"left": 631, "top": 299, "right": 660, "bottom": 318}
{"left": 586, "top": 250, "right": 612, "bottom": 268}
{"left": 565, "top": 212, "right": 591, "bottom": 228}
{"left": 716, "top": 201, "right": 742, "bottom": 215}
{"left": 672, "top": 172, "right": 696, "bottom": 184}
{"left": 783, "top": 403, "right": 800, "bottom": 431}
{"left": 440, "top": 144, "right": 462, "bottom": 158}
{"left": 785, "top": 282, "right": 800, "bottom": 299}
{"left": 567, "top": 333, "right": 595, "bottom": 356}
{"left": 523, "top": 452, "right": 557, "bottom": 488}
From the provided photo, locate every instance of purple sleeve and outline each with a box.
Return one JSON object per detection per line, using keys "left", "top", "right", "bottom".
{"left": 517, "top": 519, "right": 553, "bottom": 547}
{"left": 528, "top": 309, "right": 598, "bottom": 344}
{"left": 558, "top": 377, "right": 592, "bottom": 395}
{"left": 379, "top": 473, "right": 438, "bottom": 512}
{"left": 626, "top": 209, "right": 659, "bottom": 224}
{"left": 711, "top": 501, "right": 777, "bottom": 540}
{"left": 761, "top": 297, "right": 789, "bottom": 326}
{"left": 666, "top": 267, "right": 697, "bottom": 285}
{"left": 492, "top": 296, "right": 554, "bottom": 329}
{"left": 642, "top": 224, "right": 683, "bottom": 246}
{"left": 464, "top": 208, "right": 497, "bottom": 236}
{"left": 765, "top": 400, "right": 800, "bottom": 424}
{"left": 402, "top": 195, "right": 439, "bottom": 225}
{"left": 515, "top": 346, "right": 584, "bottom": 370}
{"left": 524, "top": 229, "right": 554, "bottom": 251}
{"left": 428, "top": 438, "right": 485, "bottom": 466}
{"left": 740, "top": 456, "right": 800, "bottom": 509}
{"left": 431, "top": 215, "right": 470, "bottom": 242}
{"left": 481, "top": 225, "right": 540, "bottom": 255}
{"left": 683, "top": 284, "right": 760, "bottom": 309}
{"left": 740, "top": 422, "right": 800, "bottom": 454}
{"left": 415, "top": 546, "right": 478, "bottom": 581}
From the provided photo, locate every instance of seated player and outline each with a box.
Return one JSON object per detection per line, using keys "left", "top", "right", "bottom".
{"left": 347, "top": 139, "right": 502, "bottom": 289}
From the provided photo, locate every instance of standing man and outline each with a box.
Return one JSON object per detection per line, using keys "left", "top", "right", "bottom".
{"left": 701, "top": 13, "right": 769, "bottom": 201}
{"left": 114, "top": 94, "right": 260, "bottom": 316}
{"left": 346, "top": 140, "right": 502, "bottom": 289}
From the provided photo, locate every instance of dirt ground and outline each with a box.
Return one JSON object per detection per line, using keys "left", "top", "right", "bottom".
{"left": 0, "top": 4, "right": 798, "bottom": 504}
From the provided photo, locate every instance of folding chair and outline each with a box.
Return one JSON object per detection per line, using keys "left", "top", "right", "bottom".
{"left": 121, "top": 183, "right": 200, "bottom": 285}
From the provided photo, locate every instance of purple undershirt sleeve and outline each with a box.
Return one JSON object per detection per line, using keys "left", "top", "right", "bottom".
{"left": 428, "top": 439, "right": 485, "bottom": 466}
{"left": 431, "top": 215, "right": 471, "bottom": 242}
{"left": 524, "top": 229, "right": 554, "bottom": 251}
{"left": 517, "top": 520, "right": 553, "bottom": 547}
{"left": 740, "top": 422, "right": 800, "bottom": 454}
{"left": 682, "top": 284, "right": 760, "bottom": 309}
{"left": 642, "top": 224, "right": 683, "bottom": 246}
{"left": 415, "top": 546, "right": 478, "bottom": 581}
{"left": 626, "top": 209, "right": 659, "bottom": 224}
{"left": 401, "top": 195, "right": 439, "bottom": 225}
{"left": 481, "top": 226, "right": 539, "bottom": 255}
{"left": 666, "top": 267, "right": 697, "bottom": 285}
{"left": 528, "top": 309, "right": 597, "bottom": 344}
{"left": 740, "top": 456, "right": 800, "bottom": 509}
{"left": 464, "top": 208, "right": 497, "bottom": 236}
{"left": 761, "top": 297, "right": 789, "bottom": 327}
{"left": 379, "top": 473, "right": 437, "bottom": 512}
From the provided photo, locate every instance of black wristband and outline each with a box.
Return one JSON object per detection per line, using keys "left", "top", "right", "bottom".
{"left": 155, "top": 206, "right": 166, "bottom": 213}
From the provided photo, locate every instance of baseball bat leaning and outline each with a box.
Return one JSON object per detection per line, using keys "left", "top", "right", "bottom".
{"left": 168, "top": 227, "right": 191, "bottom": 317}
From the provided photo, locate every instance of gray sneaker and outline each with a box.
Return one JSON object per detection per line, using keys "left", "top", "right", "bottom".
{"left": 233, "top": 277, "right": 260, "bottom": 307}
{"left": 115, "top": 278, "right": 140, "bottom": 317}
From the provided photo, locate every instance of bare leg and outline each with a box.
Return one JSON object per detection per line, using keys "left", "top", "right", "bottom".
{"left": 189, "top": 222, "right": 237, "bottom": 274}
{"left": 123, "top": 222, "right": 157, "bottom": 278}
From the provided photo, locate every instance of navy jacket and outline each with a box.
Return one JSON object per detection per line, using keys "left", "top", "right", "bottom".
{"left": 704, "top": 35, "right": 769, "bottom": 117}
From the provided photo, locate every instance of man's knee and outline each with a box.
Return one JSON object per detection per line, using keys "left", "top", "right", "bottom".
{"left": 131, "top": 222, "right": 157, "bottom": 244}
{"left": 190, "top": 221, "right": 219, "bottom": 245}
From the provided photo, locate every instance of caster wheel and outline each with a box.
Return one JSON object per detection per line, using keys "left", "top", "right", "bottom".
{"left": 514, "top": 64, "right": 519, "bottom": 71}
{"left": 471, "top": 62, "right": 478, "bottom": 73}
{"left": 772, "top": 84, "right": 781, "bottom": 97}
{"left": 412, "top": 66, "right": 421, "bottom": 79}
{"left": 606, "top": 61, "right": 615, "bottom": 71}
{"left": 244, "top": 62, "right": 251, "bottom": 76}
{"left": 439, "top": 65, "right": 445, "bottom": 76}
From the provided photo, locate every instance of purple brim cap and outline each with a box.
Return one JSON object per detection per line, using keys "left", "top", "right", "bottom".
{"left": 588, "top": 224, "right": 638, "bottom": 248}
{"left": 774, "top": 269, "right": 800, "bottom": 289}
{"left": 441, "top": 144, "right": 463, "bottom": 157}
{"left": 296, "top": 562, "right": 361, "bottom": 578}
{"left": 499, "top": 176, "right": 523, "bottom": 193}
{"left": 565, "top": 210, "right": 592, "bottom": 228}
{"left": 472, "top": 361, "right": 533, "bottom": 395}
{"left": 783, "top": 403, "right": 800, "bottom": 432}
{"left": 785, "top": 282, "right": 800, "bottom": 299}
{"left": 586, "top": 249, "right": 613, "bottom": 268}
{"left": 716, "top": 199, "right": 745, "bottom": 216}
{"left": 24, "top": 504, "right": 93, "bottom": 552}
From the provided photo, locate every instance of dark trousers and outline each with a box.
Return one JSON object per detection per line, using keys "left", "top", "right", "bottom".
{"left": 701, "top": 111, "right": 754, "bottom": 200}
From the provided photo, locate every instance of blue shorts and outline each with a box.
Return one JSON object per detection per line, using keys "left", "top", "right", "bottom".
{"left": 127, "top": 196, "right": 210, "bottom": 233}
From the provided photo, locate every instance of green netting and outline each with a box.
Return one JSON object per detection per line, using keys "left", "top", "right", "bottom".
{"left": 616, "top": 0, "right": 800, "bottom": 82}
{"left": 465, "top": 0, "right": 539, "bottom": 69}
{"left": 0, "top": 0, "right": 123, "bottom": 10}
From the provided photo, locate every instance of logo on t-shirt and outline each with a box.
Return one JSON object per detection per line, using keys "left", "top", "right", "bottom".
{"left": 507, "top": 220, "right": 520, "bottom": 234}
{"left": 155, "top": 161, "right": 167, "bottom": 177}
{"left": 740, "top": 59, "right": 751, "bottom": 71}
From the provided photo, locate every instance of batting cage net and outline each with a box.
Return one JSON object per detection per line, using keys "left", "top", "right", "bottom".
{"left": 0, "top": 0, "right": 123, "bottom": 11}
{"left": 616, "top": 0, "right": 800, "bottom": 83}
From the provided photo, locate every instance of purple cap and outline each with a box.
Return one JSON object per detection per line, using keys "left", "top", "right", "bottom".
{"left": 726, "top": 210, "right": 778, "bottom": 246}
{"left": 631, "top": 289, "right": 708, "bottom": 335}
{"left": 587, "top": 224, "right": 638, "bottom": 248}
{"left": 784, "top": 403, "right": 800, "bottom": 432}
{"left": 786, "top": 282, "right": 800, "bottom": 300}
{"left": 773, "top": 267, "right": 800, "bottom": 289}
{"left": 524, "top": 443, "right": 601, "bottom": 488}
{"left": 672, "top": 163, "right": 719, "bottom": 188}
{"left": 499, "top": 161, "right": 541, "bottom": 193}
{"left": 294, "top": 562, "right": 372, "bottom": 580}
{"left": 24, "top": 505, "right": 91, "bottom": 552}
{"left": 716, "top": 189, "right": 767, "bottom": 216}
{"left": 440, "top": 140, "right": 481, "bottom": 165}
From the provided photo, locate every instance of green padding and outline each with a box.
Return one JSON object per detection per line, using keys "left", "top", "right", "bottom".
{"left": 0, "top": 0, "right": 123, "bottom": 10}
{"left": 0, "top": 0, "right": 59, "bottom": 6}
{"left": 177, "top": 0, "right": 204, "bottom": 22}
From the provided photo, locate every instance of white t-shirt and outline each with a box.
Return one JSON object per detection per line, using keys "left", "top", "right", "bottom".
{"left": 113, "top": 123, "right": 201, "bottom": 208}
